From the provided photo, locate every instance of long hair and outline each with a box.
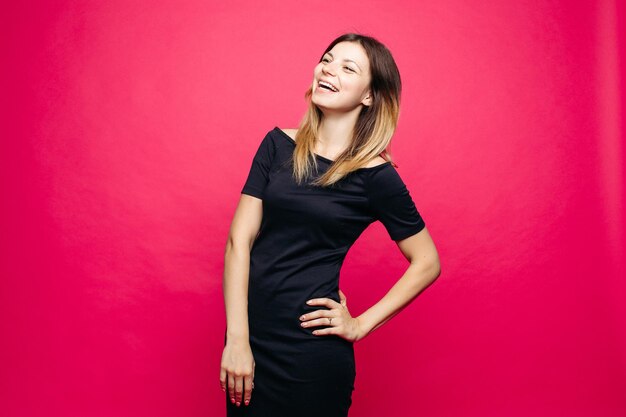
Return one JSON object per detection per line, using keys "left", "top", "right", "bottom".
{"left": 292, "top": 33, "right": 402, "bottom": 187}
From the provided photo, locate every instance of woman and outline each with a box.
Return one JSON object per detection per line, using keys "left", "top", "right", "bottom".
{"left": 220, "top": 33, "right": 441, "bottom": 416}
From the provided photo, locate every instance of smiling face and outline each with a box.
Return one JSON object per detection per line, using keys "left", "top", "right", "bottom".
{"left": 311, "top": 41, "right": 373, "bottom": 113}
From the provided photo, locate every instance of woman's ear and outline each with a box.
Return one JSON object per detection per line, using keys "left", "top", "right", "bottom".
{"left": 361, "top": 91, "right": 372, "bottom": 107}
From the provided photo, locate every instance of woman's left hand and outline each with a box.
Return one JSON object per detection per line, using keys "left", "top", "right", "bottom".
{"left": 300, "top": 289, "right": 365, "bottom": 343}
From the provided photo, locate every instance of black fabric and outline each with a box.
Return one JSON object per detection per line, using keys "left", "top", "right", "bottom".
{"left": 226, "top": 127, "right": 425, "bottom": 416}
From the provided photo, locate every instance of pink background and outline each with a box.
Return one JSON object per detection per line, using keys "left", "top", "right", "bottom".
{"left": 1, "top": 1, "right": 624, "bottom": 416}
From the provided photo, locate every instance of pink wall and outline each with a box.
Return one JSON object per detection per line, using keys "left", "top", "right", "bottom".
{"left": 1, "top": 1, "right": 624, "bottom": 416}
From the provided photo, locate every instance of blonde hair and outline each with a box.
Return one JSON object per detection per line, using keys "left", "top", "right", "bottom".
{"left": 291, "top": 33, "right": 402, "bottom": 187}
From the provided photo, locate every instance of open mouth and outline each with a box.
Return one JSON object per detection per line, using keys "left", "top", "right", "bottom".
{"left": 318, "top": 80, "right": 339, "bottom": 92}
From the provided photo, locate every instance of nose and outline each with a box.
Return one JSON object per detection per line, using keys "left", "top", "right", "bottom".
{"left": 321, "top": 62, "right": 336, "bottom": 77}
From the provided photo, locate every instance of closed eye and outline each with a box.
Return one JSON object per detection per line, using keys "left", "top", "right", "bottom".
{"left": 321, "top": 58, "right": 356, "bottom": 73}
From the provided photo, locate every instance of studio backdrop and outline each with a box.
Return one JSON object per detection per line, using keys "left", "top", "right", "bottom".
{"left": 1, "top": 1, "right": 624, "bottom": 416}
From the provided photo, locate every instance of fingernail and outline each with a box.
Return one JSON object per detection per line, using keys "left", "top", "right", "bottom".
{"left": 245, "top": 400, "right": 250, "bottom": 405}
{"left": 236, "top": 402, "right": 240, "bottom": 406}
{"left": 306, "top": 300, "right": 312, "bottom": 304}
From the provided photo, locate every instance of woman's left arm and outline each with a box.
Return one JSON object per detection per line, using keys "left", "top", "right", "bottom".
{"left": 302, "top": 227, "right": 440, "bottom": 342}
{"left": 354, "top": 227, "right": 440, "bottom": 341}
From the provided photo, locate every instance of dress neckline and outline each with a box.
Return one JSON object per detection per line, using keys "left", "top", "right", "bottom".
{"left": 273, "top": 126, "right": 392, "bottom": 171}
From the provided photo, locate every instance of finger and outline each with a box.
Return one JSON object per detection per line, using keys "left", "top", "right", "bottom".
{"left": 243, "top": 374, "right": 253, "bottom": 406}
{"left": 228, "top": 373, "right": 236, "bottom": 404}
{"left": 302, "top": 316, "right": 335, "bottom": 328}
{"left": 235, "top": 375, "right": 244, "bottom": 406}
{"left": 220, "top": 368, "right": 227, "bottom": 392}
{"left": 300, "top": 310, "right": 329, "bottom": 322}
{"left": 306, "top": 298, "right": 336, "bottom": 307}
{"left": 300, "top": 309, "right": 332, "bottom": 324}
{"left": 307, "top": 297, "right": 341, "bottom": 309}
{"left": 312, "top": 327, "right": 334, "bottom": 336}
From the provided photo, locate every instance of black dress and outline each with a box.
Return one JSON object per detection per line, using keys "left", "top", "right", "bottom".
{"left": 225, "top": 126, "right": 426, "bottom": 417}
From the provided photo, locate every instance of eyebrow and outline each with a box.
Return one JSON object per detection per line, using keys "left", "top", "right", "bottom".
{"left": 325, "top": 52, "right": 362, "bottom": 71}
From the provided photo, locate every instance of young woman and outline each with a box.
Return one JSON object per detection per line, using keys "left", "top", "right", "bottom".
{"left": 220, "top": 33, "right": 441, "bottom": 416}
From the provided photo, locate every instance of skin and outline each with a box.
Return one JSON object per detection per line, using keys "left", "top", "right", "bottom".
{"left": 220, "top": 41, "right": 441, "bottom": 408}
{"left": 310, "top": 41, "right": 378, "bottom": 162}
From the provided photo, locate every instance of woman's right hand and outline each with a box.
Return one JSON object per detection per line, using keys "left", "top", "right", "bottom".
{"left": 220, "top": 340, "right": 255, "bottom": 407}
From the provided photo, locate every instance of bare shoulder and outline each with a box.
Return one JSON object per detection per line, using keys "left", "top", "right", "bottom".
{"left": 364, "top": 155, "right": 389, "bottom": 168}
{"left": 280, "top": 128, "right": 298, "bottom": 141}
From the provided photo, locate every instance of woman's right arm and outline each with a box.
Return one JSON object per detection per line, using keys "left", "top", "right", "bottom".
{"left": 220, "top": 193, "right": 264, "bottom": 408}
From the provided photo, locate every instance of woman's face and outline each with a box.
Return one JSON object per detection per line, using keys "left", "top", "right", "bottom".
{"left": 311, "top": 41, "right": 372, "bottom": 113}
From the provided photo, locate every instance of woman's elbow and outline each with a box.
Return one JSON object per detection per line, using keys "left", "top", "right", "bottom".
{"left": 426, "top": 255, "right": 442, "bottom": 281}
{"left": 226, "top": 232, "right": 257, "bottom": 255}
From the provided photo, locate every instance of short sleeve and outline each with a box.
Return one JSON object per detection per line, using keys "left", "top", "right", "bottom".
{"left": 367, "top": 166, "right": 426, "bottom": 241}
{"left": 241, "top": 132, "right": 276, "bottom": 199}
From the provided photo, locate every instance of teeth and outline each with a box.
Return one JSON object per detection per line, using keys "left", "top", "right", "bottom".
{"left": 319, "top": 80, "right": 338, "bottom": 92}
